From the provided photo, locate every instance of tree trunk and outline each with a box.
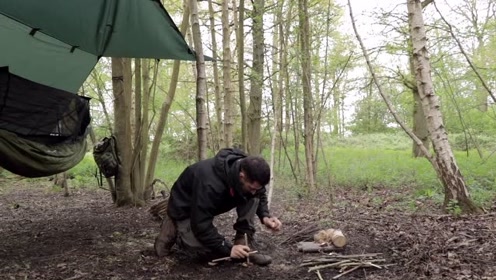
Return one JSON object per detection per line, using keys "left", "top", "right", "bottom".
{"left": 408, "top": 5, "right": 430, "bottom": 157}
{"left": 247, "top": 0, "right": 264, "bottom": 155}
{"left": 290, "top": 75, "right": 301, "bottom": 175}
{"left": 222, "top": 0, "right": 233, "bottom": 148}
{"left": 91, "top": 71, "right": 113, "bottom": 135}
{"left": 412, "top": 85, "right": 430, "bottom": 157}
{"left": 407, "top": 0, "right": 480, "bottom": 214}
{"left": 208, "top": 0, "right": 223, "bottom": 150}
{"left": 237, "top": 0, "right": 248, "bottom": 151}
{"left": 54, "top": 172, "right": 69, "bottom": 197}
{"left": 145, "top": 4, "right": 190, "bottom": 197}
{"left": 299, "top": 0, "right": 315, "bottom": 190}
{"left": 267, "top": 0, "right": 283, "bottom": 208}
{"left": 190, "top": 0, "right": 208, "bottom": 160}
{"left": 132, "top": 58, "right": 144, "bottom": 201}
{"left": 111, "top": 57, "right": 134, "bottom": 206}
{"left": 139, "top": 59, "right": 151, "bottom": 199}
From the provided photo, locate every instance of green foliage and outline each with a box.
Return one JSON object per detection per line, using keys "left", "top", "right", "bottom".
{"left": 349, "top": 94, "right": 397, "bottom": 135}
{"left": 153, "top": 158, "right": 189, "bottom": 190}
{"left": 319, "top": 147, "right": 439, "bottom": 190}
{"left": 69, "top": 153, "right": 99, "bottom": 188}
{"left": 325, "top": 133, "right": 411, "bottom": 150}
{"left": 272, "top": 133, "right": 496, "bottom": 210}
{"left": 446, "top": 199, "right": 463, "bottom": 217}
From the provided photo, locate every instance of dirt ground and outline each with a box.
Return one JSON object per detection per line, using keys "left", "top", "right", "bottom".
{"left": 0, "top": 178, "right": 495, "bottom": 280}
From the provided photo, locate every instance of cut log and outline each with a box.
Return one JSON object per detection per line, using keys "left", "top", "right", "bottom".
{"left": 313, "top": 228, "right": 348, "bottom": 248}
{"left": 330, "top": 229, "right": 347, "bottom": 248}
{"left": 297, "top": 242, "right": 345, "bottom": 253}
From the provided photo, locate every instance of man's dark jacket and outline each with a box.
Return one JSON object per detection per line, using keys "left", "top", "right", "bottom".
{"left": 167, "top": 148, "right": 271, "bottom": 256}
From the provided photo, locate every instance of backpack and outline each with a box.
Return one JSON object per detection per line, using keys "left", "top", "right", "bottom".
{"left": 93, "top": 136, "right": 120, "bottom": 178}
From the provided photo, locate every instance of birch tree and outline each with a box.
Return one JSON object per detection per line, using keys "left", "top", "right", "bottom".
{"left": 407, "top": 0, "right": 480, "bottom": 213}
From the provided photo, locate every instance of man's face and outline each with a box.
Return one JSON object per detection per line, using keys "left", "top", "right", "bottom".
{"left": 239, "top": 171, "right": 263, "bottom": 195}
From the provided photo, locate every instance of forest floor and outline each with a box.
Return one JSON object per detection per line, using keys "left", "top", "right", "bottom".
{"left": 0, "top": 177, "right": 495, "bottom": 280}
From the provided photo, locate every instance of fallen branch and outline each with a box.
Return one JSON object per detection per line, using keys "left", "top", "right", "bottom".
{"left": 333, "top": 265, "right": 360, "bottom": 279}
{"left": 280, "top": 223, "right": 320, "bottom": 245}
{"left": 315, "top": 270, "right": 324, "bottom": 280}
{"left": 301, "top": 253, "right": 392, "bottom": 278}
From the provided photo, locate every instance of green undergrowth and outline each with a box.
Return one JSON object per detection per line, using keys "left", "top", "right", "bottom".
{"left": 13, "top": 133, "right": 495, "bottom": 211}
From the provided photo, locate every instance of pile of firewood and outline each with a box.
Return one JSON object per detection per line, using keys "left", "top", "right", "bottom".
{"left": 148, "top": 199, "right": 168, "bottom": 221}
{"left": 300, "top": 253, "right": 392, "bottom": 279}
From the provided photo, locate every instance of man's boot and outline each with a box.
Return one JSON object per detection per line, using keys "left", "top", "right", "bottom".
{"left": 234, "top": 233, "right": 272, "bottom": 266}
{"left": 154, "top": 214, "right": 177, "bottom": 257}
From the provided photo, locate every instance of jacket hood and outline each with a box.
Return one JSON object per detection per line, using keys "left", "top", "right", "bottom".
{"left": 213, "top": 148, "right": 246, "bottom": 197}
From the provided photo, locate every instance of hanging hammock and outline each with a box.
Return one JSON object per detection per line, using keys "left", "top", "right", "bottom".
{"left": 0, "top": 0, "right": 199, "bottom": 177}
{"left": 0, "top": 67, "right": 90, "bottom": 177}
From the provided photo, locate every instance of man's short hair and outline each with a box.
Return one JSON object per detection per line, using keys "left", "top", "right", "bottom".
{"left": 240, "top": 156, "right": 270, "bottom": 186}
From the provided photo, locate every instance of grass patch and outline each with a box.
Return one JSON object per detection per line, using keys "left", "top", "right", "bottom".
{"left": 36, "top": 133, "right": 494, "bottom": 211}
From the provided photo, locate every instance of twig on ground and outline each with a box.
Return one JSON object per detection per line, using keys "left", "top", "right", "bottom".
{"left": 210, "top": 251, "right": 258, "bottom": 263}
{"left": 315, "top": 269, "right": 324, "bottom": 280}
{"left": 332, "top": 265, "right": 360, "bottom": 279}
{"left": 280, "top": 223, "right": 320, "bottom": 245}
{"left": 301, "top": 252, "right": 391, "bottom": 278}
{"left": 245, "top": 233, "right": 250, "bottom": 266}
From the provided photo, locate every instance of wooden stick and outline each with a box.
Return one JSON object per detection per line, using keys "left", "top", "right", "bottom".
{"left": 332, "top": 265, "right": 360, "bottom": 279}
{"left": 210, "top": 251, "right": 258, "bottom": 263}
{"left": 245, "top": 233, "right": 250, "bottom": 265}
{"left": 315, "top": 270, "right": 324, "bottom": 280}
{"left": 308, "top": 260, "right": 350, "bottom": 272}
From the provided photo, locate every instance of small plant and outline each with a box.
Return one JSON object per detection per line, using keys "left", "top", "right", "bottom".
{"left": 446, "top": 199, "right": 462, "bottom": 217}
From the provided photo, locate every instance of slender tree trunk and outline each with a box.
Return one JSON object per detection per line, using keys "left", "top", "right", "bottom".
{"left": 408, "top": 4, "right": 430, "bottom": 157}
{"left": 237, "top": 0, "right": 248, "bottom": 151}
{"left": 332, "top": 88, "right": 340, "bottom": 136}
{"left": 279, "top": 1, "right": 292, "bottom": 171}
{"left": 276, "top": 0, "right": 285, "bottom": 162}
{"left": 222, "top": 0, "right": 233, "bottom": 148}
{"left": 131, "top": 58, "right": 144, "bottom": 201}
{"left": 91, "top": 71, "right": 113, "bottom": 135}
{"left": 111, "top": 57, "right": 134, "bottom": 206}
{"left": 190, "top": 0, "right": 208, "bottom": 160}
{"left": 407, "top": 0, "right": 480, "bottom": 213}
{"left": 54, "top": 172, "right": 70, "bottom": 197}
{"left": 298, "top": 0, "right": 315, "bottom": 190}
{"left": 139, "top": 59, "right": 151, "bottom": 197}
{"left": 145, "top": 5, "right": 190, "bottom": 196}
{"left": 290, "top": 75, "right": 300, "bottom": 175}
{"left": 208, "top": 0, "right": 223, "bottom": 150}
{"left": 267, "top": 0, "right": 283, "bottom": 208}
{"left": 247, "top": 0, "right": 264, "bottom": 155}
{"left": 433, "top": 1, "right": 495, "bottom": 111}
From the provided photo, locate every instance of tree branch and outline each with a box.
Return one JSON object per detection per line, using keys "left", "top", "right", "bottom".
{"left": 421, "top": 0, "right": 434, "bottom": 9}
{"left": 347, "top": 0, "right": 435, "bottom": 166}
{"left": 434, "top": 2, "right": 496, "bottom": 104}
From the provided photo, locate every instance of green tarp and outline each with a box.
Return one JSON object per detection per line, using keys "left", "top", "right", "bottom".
{"left": 0, "top": 0, "right": 196, "bottom": 92}
{"left": 0, "top": 0, "right": 197, "bottom": 177}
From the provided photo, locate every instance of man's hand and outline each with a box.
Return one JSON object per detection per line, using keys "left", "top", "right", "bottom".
{"left": 230, "top": 244, "right": 250, "bottom": 259}
{"left": 263, "top": 216, "right": 282, "bottom": 231}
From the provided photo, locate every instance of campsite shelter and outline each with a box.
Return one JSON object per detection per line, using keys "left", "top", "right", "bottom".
{"left": 0, "top": 0, "right": 197, "bottom": 177}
